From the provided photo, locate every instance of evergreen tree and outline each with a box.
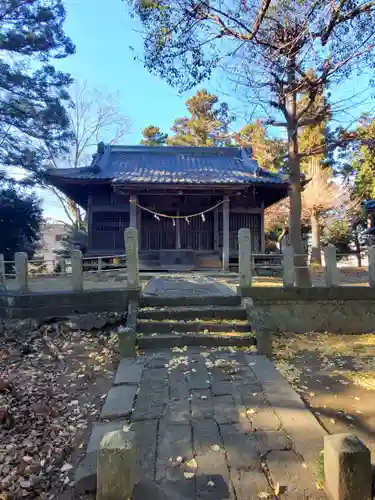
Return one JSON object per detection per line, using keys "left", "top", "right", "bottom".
{"left": 167, "top": 89, "right": 234, "bottom": 146}
{"left": 0, "top": 183, "right": 43, "bottom": 261}
{"left": 141, "top": 125, "right": 168, "bottom": 145}
{"left": 350, "top": 117, "right": 375, "bottom": 201}
{"left": 234, "top": 120, "right": 286, "bottom": 171}
{"left": 0, "top": 0, "right": 75, "bottom": 178}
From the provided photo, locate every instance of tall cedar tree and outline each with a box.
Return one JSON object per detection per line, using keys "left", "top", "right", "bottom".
{"left": 167, "top": 89, "right": 234, "bottom": 146}
{"left": 126, "top": 0, "right": 375, "bottom": 286}
{"left": 0, "top": 0, "right": 75, "bottom": 178}
{"left": 0, "top": 183, "right": 43, "bottom": 261}
{"left": 141, "top": 125, "right": 168, "bottom": 145}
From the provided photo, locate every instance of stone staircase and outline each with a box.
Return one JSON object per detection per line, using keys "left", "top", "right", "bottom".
{"left": 137, "top": 295, "right": 255, "bottom": 349}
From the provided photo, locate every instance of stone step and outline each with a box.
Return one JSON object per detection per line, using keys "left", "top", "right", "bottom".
{"left": 137, "top": 333, "right": 256, "bottom": 349}
{"left": 141, "top": 295, "right": 242, "bottom": 307}
{"left": 138, "top": 305, "right": 247, "bottom": 321}
{"left": 136, "top": 320, "right": 250, "bottom": 334}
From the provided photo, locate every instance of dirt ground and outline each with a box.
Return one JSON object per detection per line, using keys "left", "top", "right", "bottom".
{"left": 0, "top": 321, "right": 118, "bottom": 499}
{"left": 273, "top": 333, "right": 375, "bottom": 461}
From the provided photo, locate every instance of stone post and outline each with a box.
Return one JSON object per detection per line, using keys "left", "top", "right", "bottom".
{"left": 98, "top": 257, "right": 103, "bottom": 272}
{"left": 129, "top": 194, "right": 137, "bottom": 229}
{"left": 324, "top": 245, "right": 339, "bottom": 287}
{"left": 324, "top": 434, "right": 371, "bottom": 500}
{"left": 238, "top": 228, "right": 252, "bottom": 292}
{"left": 71, "top": 249, "right": 83, "bottom": 292}
{"left": 368, "top": 246, "right": 375, "bottom": 287}
{"left": 282, "top": 246, "right": 295, "bottom": 287}
{"left": 125, "top": 228, "right": 140, "bottom": 289}
{"left": 15, "top": 252, "right": 28, "bottom": 292}
{"left": 0, "top": 254, "right": 5, "bottom": 288}
{"left": 97, "top": 429, "right": 136, "bottom": 500}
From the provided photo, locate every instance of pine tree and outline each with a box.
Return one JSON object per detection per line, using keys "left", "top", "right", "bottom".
{"left": 141, "top": 125, "right": 168, "bottom": 145}
{"left": 0, "top": 182, "right": 43, "bottom": 261}
{"left": 234, "top": 120, "right": 286, "bottom": 171}
{"left": 0, "top": 0, "right": 75, "bottom": 178}
{"left": 167, "top": 89, "right": 234, "bottom": 146}
{"left": 351, "top": 117, "right": 375, "bottom": 201}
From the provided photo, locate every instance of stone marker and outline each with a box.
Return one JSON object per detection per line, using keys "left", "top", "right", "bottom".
{"left": 15, "top": 252, "right": 28, "bottom": 291}
{"left": 71, "top": 249, "right": 83, "bottom": 292}
{"left": 324, "top": 433, "right": 372, "bottom": 500}
{"left": 238, "top": 228, "right": 252, "bottom": 290}
{"left": 324, "top": 245, "right": 339, "bottom": 287}
{"left": 125, "top": 228, "right": 140, "bottom": 289}
{"left": 282, "top": 246, "right": 295, "bottom": 287}
{"left": 368, "top": 245, "right": 375, "bottom": 287}
{"left": 97, "top": 429, "right": 136, "bottom": 500}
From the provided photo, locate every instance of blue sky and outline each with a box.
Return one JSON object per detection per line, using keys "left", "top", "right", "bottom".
{"left": 43, "top": 0, "right": 374, "bottom": 220}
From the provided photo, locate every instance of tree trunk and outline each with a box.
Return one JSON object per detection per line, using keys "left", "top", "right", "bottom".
{"left": 286, "top": 61, "right": 311, "bottom": 287}
{"left": 310, "top": 210, "right": 321, "bottom": 265}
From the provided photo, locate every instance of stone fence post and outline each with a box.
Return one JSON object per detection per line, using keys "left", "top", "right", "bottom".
{"left": 282, "top": 246, "right": 295, "bottom": 287}
{"left": 15, "top": 252, "right": 28, "bottom": 292}
{"left": 71, "top": 249, "right": 83, "bottom": 292}
{"left": 368, "top": 246, "right": 375, "bottom": 287}
{"left": 0, "top": 254, "right": 5, "bottom": 288}
{"left": 97, "top": 429, "right": 136, "bottom": 500}
{"left": 324, "top": 433, "right": 371, "bottom": 500}
{"left": 125, "top": 228, "right": 140, "bottom": 289}
{"left": 238, "top": 228, "right": 252, "bottom": 292}
{"left": 324, "top": 245, "right": 339, "bottom": 287}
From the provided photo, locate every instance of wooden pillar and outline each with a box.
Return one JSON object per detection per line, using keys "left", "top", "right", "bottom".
{"left": 260, "top": 201, "right": 265, "bottom": 253}
{"left": 87, "top": 194, "right": 93, "bottom": 250}
{"left": 214, "top": 207, "right": 219, "bottom": 251}
{"left": 129, "top": 194, "right": 137, "bottom": 229}
{"left": 176, "top": 210, "right": 181, "bottom": 249}
{"left": 222, "top": 195, "right": 230, "bottom": 272}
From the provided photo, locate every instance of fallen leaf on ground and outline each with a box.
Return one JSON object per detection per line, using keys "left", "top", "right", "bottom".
{"left": 274, "top": 482, "right": 280, "bottom": 495}
{"left": 257, "top": 493, "right": 270, "bottom": 499}
{"left": 210, "top": 444, "right": 221, "bottom": 452}
{"left": 185, "top": 458, "right": 198, "bottom": 469}
{"left": 184, "top": 472, "right": 195, "bottom": 479}
{"left": 207, "top": 480, "right": 215, "bottom": 487}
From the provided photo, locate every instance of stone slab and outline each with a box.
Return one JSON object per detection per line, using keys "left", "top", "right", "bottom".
{"left": 73, "top": 451, "right": 97, "bottom": 493}
{"left": 193, "top": 418, "right": 234, "bottom": 499}
{"left": 220, "top": 423, "right": 270, "bottom": 500}
{"left": 247, "top": 355, "right": 326, "bottom": 465}
{"left": 100, "top": 385, "right": 137, "bottom": 420}
{"left": 267, "top": 450, "right": 326, "bottom": 499}
{"left": 133, "top": 420, "right": 158, "bottom": 481}
{"left": 156, "top": 421, "right": 193, "bottom": 483}
{"left": 87, "top": 420, "right": 129, "bottom": 453}
{"left": 114, "top": 357, "right": 145, "bottom": 385}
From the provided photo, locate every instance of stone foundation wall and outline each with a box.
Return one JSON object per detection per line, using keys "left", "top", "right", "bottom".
{"left": 0, "top": 289, "right": 139, "bottom": 320}
{"left": 241, "top": 287, "right": 375, "bottom": 334}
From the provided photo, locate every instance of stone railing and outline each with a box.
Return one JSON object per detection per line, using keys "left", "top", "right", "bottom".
{"left": 0, "top": 228, "right": 140, "bottom": 293}
{"left": 238, "top": 227, "right": 374, "bottom": 289}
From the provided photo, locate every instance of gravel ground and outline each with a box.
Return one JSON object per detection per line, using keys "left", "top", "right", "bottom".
{"left": 0, "top": 319, "right": 119, "bottom": 500}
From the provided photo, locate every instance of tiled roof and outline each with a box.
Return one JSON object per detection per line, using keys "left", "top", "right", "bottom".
{"left": 48, "top": 145, "right": 288, "bottom": 186}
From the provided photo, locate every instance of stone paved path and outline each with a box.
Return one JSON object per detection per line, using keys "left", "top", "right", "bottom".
{"left": 129, "top": 348, "right": 327, "bottom": 499}
{"left": 143, "top": 276, "right": 236, "bottom": 297}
